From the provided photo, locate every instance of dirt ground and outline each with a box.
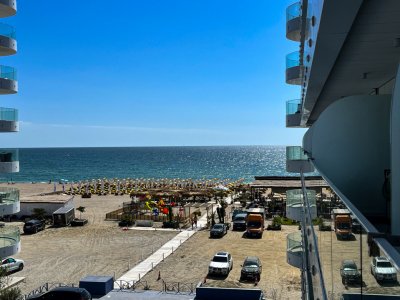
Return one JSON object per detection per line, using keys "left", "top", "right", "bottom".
{"left": 4, "top": 183, "right": 399, "bottom": 299}
{"left": 4, "top": 183, "right": 177, "bottom": 295}
{"left": 142, "top": 225, "right": 302, "bottom": 300}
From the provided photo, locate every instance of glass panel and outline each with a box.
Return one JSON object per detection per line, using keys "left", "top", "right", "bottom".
{"left": 0, "top": 23, "right": 16, "bottom": 39}
{"left": 286, "top": 146, "right": 308, "bottom": 161}
{"left": 0, "top": 187, "right": 19, "bottom": 204}
{"left": 287, "top": 189, "right": 316, "bottom": 207}
{"left": 0, "top": 148, "right": 19, "bottom": 162}
{"left": 286, "top": 99, "right": 301, "bottom": 115}
{"left": 0, "top": 65, "right": 17, "bottom": 81}
{"left": 286, "top": 2, "right": 301, "bottom": 21}
{"left": 0, "top": 225, "right": 20, "bottom": 248}
{"left": 288, "top": 232, "right": 302, "bottom": 250}
{"left": 0, "top": 107, "right": 17, "bottom": 121}
{"left": 286, "top": 51, "right": 300, "bottom": 69}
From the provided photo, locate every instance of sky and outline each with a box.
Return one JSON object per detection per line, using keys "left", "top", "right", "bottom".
{"left": 1, "top": 0, "right": 305, "bottom": 147}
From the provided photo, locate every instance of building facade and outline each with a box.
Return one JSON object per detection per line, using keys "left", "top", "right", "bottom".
{"left": 285, "top": 0, "right": 400, "bottom": 299}
{"left": 0, "top": 0, "right": 19, "bottom": 259}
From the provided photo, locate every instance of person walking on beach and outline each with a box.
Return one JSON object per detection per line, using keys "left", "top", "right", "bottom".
{"left": 193, "top": 215, "right": 198, "bottom": 228}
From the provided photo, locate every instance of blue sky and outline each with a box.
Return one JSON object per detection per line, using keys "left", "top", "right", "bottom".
{"left": 2, "top": 0, "right": 304, "bottom": 147}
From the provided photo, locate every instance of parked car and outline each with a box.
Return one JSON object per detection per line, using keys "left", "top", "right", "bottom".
{"left": 27, "top": 287, "right": 91, "bottom": 300}
{"left": 240, "top": 256, "right": 262, "bottom": 281}
{"left": 208, "top": 251, "right": 233, "bottom": 276}
{"left": 371, "top": 256, "right": 398, "bottom": 282}
{"left": 23, "top": 219, "right": 45, "bottom": 234}
{"left": 232, "top": 213, "right": 247, "bottom": 231}
{"left": 210, "top": 223, "right": 228, "bottom": 238}
{"left": 1, "top": 257, "right": 24, "bottom": 274}
{"left": 340, "top": 260, "right": 361, "bottom": 284}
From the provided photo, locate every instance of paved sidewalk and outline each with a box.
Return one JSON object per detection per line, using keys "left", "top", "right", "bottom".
{"left": 114, "top": 214, "right": 207, "bottom": 288}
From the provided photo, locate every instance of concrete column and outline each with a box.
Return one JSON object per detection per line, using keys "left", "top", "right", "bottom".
{"left": 391, "top": 64, "right": 400, "bottom": 235}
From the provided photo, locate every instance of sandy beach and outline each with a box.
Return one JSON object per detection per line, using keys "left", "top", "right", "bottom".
{"left": 4, "top": 182, "right": 397, "bottom": 299}
{"left": 3, "top": 183, "right": 177, "bottom": 294}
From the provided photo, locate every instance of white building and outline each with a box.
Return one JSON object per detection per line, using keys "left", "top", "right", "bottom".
{"left": 0, "top": 0, "right": 19, "bottom": 259}
{"left": 284, "top": 1, "right": 400, "bottom": 299}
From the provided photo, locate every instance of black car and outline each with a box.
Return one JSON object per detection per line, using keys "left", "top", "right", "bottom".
{"left": 27, "top": 287, "right": 91, "bottom": 300}
{"left": 23, "top": 219, "right": 45, "bottom": 234}
{"left": 240, "top": 256, "right": 262, "bottom": 281}
{"left": 232, "top": 213, "right": 247, "bottom": 231}
{"left": 210, "top": 223, "right": 228, "bottom": 238}
{"left": 340, "top": 260, "right": 361, "bottom": 285}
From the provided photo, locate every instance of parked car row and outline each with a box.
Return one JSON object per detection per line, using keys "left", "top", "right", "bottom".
{"left": 208, "top": 251, "right": 262, "bottom": 282}
{"left": 340, "top": 256, "right": 398, "bottom": 285}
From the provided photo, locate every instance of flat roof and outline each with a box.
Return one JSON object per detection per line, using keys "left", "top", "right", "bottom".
{"left": 250, "top": 176, "right": 328, "bottom": 188}
{"left": 20, "top": 194, "right": 73, "bottom": 204}
{"left": 99, "top": 290, "right": 195, "bottom": 300}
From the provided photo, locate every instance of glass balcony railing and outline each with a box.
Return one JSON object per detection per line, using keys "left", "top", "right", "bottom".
{"left": 287, "top": 189, "right": 316, "bottom": 207}
{"left": 0, "top": 225, "right": 20, "bottom": 249}
{"left": 287, "top": 232, "right": 302, "bottom": 251}
{"left": 286, "top": 2, "right": 301, "bottom": 22}
{"left": 0, "top": 65, "right": 17, "bottom": 81}
{"left": 0, "top": 23, "right": 15, "bottom": 39}
{"left": 286, "top": 51, "right": 300, "bottom": 69}
{"left": 0, "top": 107, "right": 17, "bottom": 121}
{"left": 0, "top": 149, "right": 18, "bottom": 162}
{"left": 0, "top": 187, "right": 19, "bottom": 204}
{"left": 286, "top": 99, "right": 301, "bottom": 115}
{"left": 286, "top": 146, "right": 308, "bottom": 161}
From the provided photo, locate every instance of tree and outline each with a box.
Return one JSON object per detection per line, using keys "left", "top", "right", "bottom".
{"left": 0, "top": 268, "right": 22, "bottom": 300}
{"left": 32, "top": 208, "right": 46, "bottom": 220}
{"left": 76, "top": 206, "right": 86, "bottom": 220}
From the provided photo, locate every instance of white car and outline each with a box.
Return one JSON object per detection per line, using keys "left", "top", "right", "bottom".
{"left": 371, "top": 256, "right": 397, "bottom": 282}
{"left": 1, "top": 257, "right": 24, "bottom": 274}
{"left": 208, "top": 251, "right": 233, "bottom": 276}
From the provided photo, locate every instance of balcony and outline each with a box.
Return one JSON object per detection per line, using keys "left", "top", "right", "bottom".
{"left": 0, "top": 225, "right": 20, "bottom": 258}
{"left": 286, "top": 99, "right": 302, "bottom": 128}
{"left": 0, "top": 23, "right": 16, "bottom": 56}
{"left": 0, "top": 65, "right": 16, "bottom": 94}
{"left": 287, "top": 232, "right": 302, "bottom": 269}
{"left": 0, "top": 107, "right": 18, "bottom": 132}
{"left": 0, "top": 149, "right": 19, "bottom": 173}
{"left": 286, "top": 146, "right": 314, "bottom": 173}
{"left": 0, "top": 0, "right": 16, "bottom": 18}
{"left": 286, "top": 51, "right": 303, "bottom": 85}
{"left": 286, "top": 2, "right": 301, "bottom": 42}
{"left": 0, "top": 187, "right": 19, "bottom": 216}
{"left": 286, "top": 189, "right": 317, "bottom": 222}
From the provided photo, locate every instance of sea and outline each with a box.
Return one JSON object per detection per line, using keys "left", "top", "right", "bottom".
{"left": 0, "top": 145, "right": 299, "bottom": 183}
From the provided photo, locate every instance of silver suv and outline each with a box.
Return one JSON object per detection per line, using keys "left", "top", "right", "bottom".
{"left": 371, "top": 256, "right": 397, "bottom": 282}
{"left": 208, "top": 251, "right": 233, "bottom": 276}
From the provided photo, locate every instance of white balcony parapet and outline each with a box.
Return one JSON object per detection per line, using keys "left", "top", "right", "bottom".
{"left": 286, "top": 51, "right": 303, "bottom": 85}
{"left": 287, "top": 232, "right": 302, "bottom": 269}
{"left": 286, "top": 99, "right": 302, "bottom": 128}
{"left": 286, "top": 2, "right": 301, "bottom": 42}
{"left": 0, "top": 149, "right": 19, "bottom": 173}
{"left": 0, "top": 187, "right": 19, "bottom": 216}
{"left": 0, "top": 65, "right": 16, "bottom": 94}
{"left": 0, "top": 225, "right": 20, "bottom": 258}
{"left": 0, "top": 107, "right": 18, "bottom": 132}
{"left": 0, "top": 23, "right": 16, "bottom": 56}
{"left": 286, "top": 189, "right": 317, "bottom": 222}
{"left": 0, "top": 0, "right": 16, "bottom": 18}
